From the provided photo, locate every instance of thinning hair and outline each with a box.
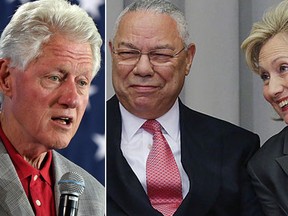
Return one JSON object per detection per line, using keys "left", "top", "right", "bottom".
{"left": 241, "top": 0, "right": 288, "bottom": 73}
{"left": 0, "top": 0, "right": 102, "bottom": 77}
{"left": 112, "top": 0, "right": 190, "bottom": 46}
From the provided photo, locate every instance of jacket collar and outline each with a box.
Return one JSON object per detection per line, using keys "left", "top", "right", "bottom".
{"left": 276, "top": 127, "right": 288, "bottom": 176}
{"left": 0, "top": 140, "right": 34, "bottom": 215}
{"left": 107, "top": 96, "right": 221, "bottom": 215}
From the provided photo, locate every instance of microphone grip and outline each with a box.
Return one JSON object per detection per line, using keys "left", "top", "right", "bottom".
{"left": 58, "top": 194, "right": 79, "bottom": 216}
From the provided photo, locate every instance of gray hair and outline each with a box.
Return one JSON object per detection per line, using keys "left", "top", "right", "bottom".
{"left": 241, "top": 0, "right": 288, "bottom": 73}
{"left": 112, "top": 0, "right": 189, "bottom": 46}
{"left": 0, "top": 0, "right": 102, "bottom": 77}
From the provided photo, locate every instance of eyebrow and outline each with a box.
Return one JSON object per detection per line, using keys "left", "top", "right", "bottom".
{"left": 117, "top": 42, "right": 138, "bottom": 49}
{"left": 260, "top": 55, "right": 288, "bottom": 64}
{"left": 259, "top": 55, "right": 288, "bottom": 68}
{"left": 116, "top": 42, "right": 174, "bottom": 50}
{"left": 272, "top": 56, "right": 288, "bottom": 64}
{"left": 258, "top": 55, "right": 288, "bottom": 74}
{"left": 55, "top": 67, "right": 92, "bottom": 80}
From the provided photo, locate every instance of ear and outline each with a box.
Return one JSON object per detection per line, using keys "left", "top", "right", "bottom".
{"left": 0, "top": 59, "right": 13, "bottom": 97}
{"left": 185, "top": 43, "right": 196, "bottom": 76}
{"left": 109, "top": 41, "right": 114, "bottom": 56}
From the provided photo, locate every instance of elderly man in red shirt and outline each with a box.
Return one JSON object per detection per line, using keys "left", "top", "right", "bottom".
{"left": 0, "top": 0, "right": 104, "bottom": 215}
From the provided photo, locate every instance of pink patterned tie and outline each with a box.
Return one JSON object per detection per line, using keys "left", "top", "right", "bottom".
{"left": 142, "top": 120, "right": 182, "bottom": 216}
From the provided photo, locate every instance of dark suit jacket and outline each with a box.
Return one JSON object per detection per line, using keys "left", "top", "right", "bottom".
{"left": 107, "top": 95, "right": 263, "bottom": 215}
{"left": 248, "top": 126, "right": 288, "bottom": 216}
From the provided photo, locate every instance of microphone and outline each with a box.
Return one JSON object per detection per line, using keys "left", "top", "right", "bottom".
{"left": 58, "top": 172, "right": 85, "bottom": 216}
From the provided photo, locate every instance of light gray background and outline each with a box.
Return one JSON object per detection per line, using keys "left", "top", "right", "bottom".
{"left": 106, "top": 0, "right": 286, "bottom": 145}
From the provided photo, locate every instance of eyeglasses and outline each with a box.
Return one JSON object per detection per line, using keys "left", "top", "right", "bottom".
{"left": 112, "top": 47, "right": 186, "bottom": 66}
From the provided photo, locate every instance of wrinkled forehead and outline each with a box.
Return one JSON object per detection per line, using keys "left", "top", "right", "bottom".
{"left": 113, "top": 11, "right": 182, "bottom": 48}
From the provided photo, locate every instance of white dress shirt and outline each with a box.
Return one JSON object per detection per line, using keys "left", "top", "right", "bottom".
{"left": 120, "top": 99, "right": 190, "bottom": 198}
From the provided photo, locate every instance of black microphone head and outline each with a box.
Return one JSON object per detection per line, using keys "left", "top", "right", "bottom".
{"left": 58, "top": 172, "right": 85, "bottom": 197}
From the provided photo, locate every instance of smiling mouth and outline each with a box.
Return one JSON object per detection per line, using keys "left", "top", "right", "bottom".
{"left": 131, "top": 85, "right": 158, "bottom": 91}
{"left": 279, "top": 99, "right": 288, "bottom": 109}
{"left": 51, "top": 117, "right": 72, "bottom": 125}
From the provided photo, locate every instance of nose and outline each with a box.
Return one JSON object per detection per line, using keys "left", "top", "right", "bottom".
{"left": 58, "top": 79, "right": 80, "bottom": 109}
{"left": 267, "top": 75, "right": 285, "bottom": 97}
{"left": 133, "top": 54, "right": 154, "bottom": 76}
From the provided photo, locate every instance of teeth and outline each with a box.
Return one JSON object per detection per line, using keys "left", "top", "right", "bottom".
{"left": 53, "top": 117, "right": 71, "bottom": 125}
{"left": 62, "top": 118, "right": 71, "bottom": 124}
{"left": 60, "top": 120, "right": 68, "bottom": 125}
{"left": 279, "top": 100, "right": 288, "bottom": 108}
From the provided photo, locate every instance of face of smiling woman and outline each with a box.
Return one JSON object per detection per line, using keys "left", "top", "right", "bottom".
{"left": 0, "top": 34, "right": 93, "bottom": 158}
{"left": 258, "top": 32, "right": 288, "bottom": 124}
{"left": 110, "top": 11, "right": 195, "bottom": 120}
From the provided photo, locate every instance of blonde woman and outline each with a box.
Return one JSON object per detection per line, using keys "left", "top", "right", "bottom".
{"left": 242, "top": 1, "right": 288, "bottom": 215}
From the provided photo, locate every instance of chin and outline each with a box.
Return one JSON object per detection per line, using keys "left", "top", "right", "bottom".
{"left": 50, "top": 138, "right": 71, "bottom": 150}
{"left": 56, "top": 144, "right": 69, "bottom": 150}
{"left": 283, "top": 118, "right": 288, "bottom": 124}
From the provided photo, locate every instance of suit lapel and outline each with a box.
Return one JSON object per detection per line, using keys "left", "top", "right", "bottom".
{"left": 107, "top": 97, "right": 222, "bottom": 215}
{"left": 107, "top": 96, "right": 161, "bottom": 215}
{"left": 175, "top": 101, "right": 221, "bottom": 215}
{"left": 52, "top": 152, "right": 68, "bottom": 213}
{"left": 276, "top": 129, "right": 288, "bottom": 176}
{"left": 52, "top": 151, "right": 92, "bottom": 216}
{"left": 0, "top": 141, "right": 34, "bottom": 215}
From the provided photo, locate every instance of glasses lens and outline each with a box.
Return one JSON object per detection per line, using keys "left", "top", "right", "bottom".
{"left": 114, "top": 49, "right": 140, "bottom": 65}
{"left": 149, "top": 49, "right": 175, "bottom": 65}
{"left": 113, "top": 47, "right": 184, "bottom": 66}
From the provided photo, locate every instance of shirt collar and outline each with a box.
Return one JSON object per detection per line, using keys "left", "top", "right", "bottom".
{"left": 0, "top": 125, "right": 53, "bottom": 185}
{"left": 120, "top": 99, "right": 180, "bottom": 141}
{"left": 157, "top": 100, "right": 180, "bottom": 140}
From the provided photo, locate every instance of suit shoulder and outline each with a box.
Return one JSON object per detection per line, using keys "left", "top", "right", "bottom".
{"left": 53, "top": 151, "right": 105, "bottom": 215}
{"left": 180, "top": 103, "right": 258, "bottom": 137}
{"left": 107, "top": 95, "right": 119, "bottom": 110}
{"left": 249, "top": 126, "right": 288, "bottom": 168}
{"left": 107, "top": 95, "right": 121, "bottom": 120}
{"left": 52, "top": 151, "right": 104, "bottom": 192}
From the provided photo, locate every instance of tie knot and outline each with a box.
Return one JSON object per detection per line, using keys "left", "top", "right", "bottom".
{"left": 142, "top": 120, "right": 162, "bottom": 134}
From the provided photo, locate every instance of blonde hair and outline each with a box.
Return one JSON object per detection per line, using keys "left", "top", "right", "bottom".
{"left": 241, "top": 0, "right": 288, "bottom": 73}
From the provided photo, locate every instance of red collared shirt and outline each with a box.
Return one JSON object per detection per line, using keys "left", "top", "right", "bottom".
{"left": 0, "top": 126, "right": 56, "bottom": 216}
